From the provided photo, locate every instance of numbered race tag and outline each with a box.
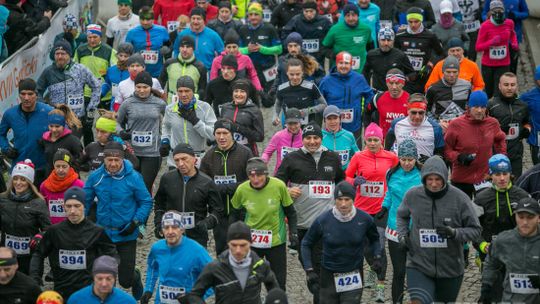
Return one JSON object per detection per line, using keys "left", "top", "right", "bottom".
{"left": 419, "top": 229, "right": 447, "bottom": 248}
{"left": 464, "top": 20, "right": 480, "bottom": 33}
{"left": 180, "top": 212, "right": 195, "bottom": 229}
{"left": 473, "top": 180, "right": 492, "bottom": 191}
{"left": 340, "top": 109, "right": 354, "bottom": 123}
{"left": 233, "top": 132, "right": 248, "bottom": 145}
{"left": 408, "top": 56, "right": 424, "bottom": 71}
{"left": 263, "top": 65, "right": 278, "bottom": 82}
{"left": 506, "top": 123, "right": 520, "bottom": 140}
{"left": 334, "top": 271, "right": 362, "bottom": 292}
{"left": 131, "top": 131, "right": 153, "bottom": 147}
{"left": 67, "top": 94, "right": 84, "bottom": 113}
{"left": 336, "top": 150, "right": 349, "bottom": 166}
{"left": 302, "top": 39, "right": 320, "bottom": 53}
{"left": 360, "top": 181, "right": 384, "bottom": 198}
{"left": 385, "top": 226, "right": 399, "bottom": 243}
{"left": 48, "top": 199, "right": 65, "bottom": 218}
{"left": 489, "top": 45, "right": 507, "bottom": 60}
{"left": 59, "top": 249, "right": 86, "bottom": 270}
{"left": 214, "top": 174, "right": 237, "bottom": 185}
{"left": 308, "top": 181, "right": 334, "bottom": 199}
{"left": 509, "top": 274, "right": 540, "bottom": 294}
{"left": 159, "top": 285, "right": 186, "bottom": 304}
{"left": 141, "top": 50, "right": 159, "bottom": 64}
{"left": 263, "top": 9, "right": 272, "bottom": 22}
{"left": 380, "top": 20, "right": 392, "bottom": 29}
{"left": 251, "top": 229, "right": 272, "bottom": 248}
{"left": 5, "top": 234, "right": 30, "bottom": 255}
{"left": 324, "top": 14, "right": 333, "bottom": 23}
{"left": 351, "top": 56, "right": 360, "bottom": 70}
{"left": 167, "top": 21, "right": 179, "bottom": 33}
{"left": 280, "top": 146, "right": 298, "bottom": 159}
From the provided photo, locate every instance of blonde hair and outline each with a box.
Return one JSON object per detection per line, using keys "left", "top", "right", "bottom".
{"left": 98, "top": 109, "right": 117, "bottom": 120}
{"left": 3, "top": 177, "right": 45, "bottom": 201}
{"left": 50, "top": 105, "right": 82, "bottom": 129}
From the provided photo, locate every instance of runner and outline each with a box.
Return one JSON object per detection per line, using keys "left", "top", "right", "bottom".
{"left": 457, "top": 0, "right": 482, "bottom": 61}
{"left": 0, "top": 247, "right": 42, "bottom": 304}
{"left": 430, "top": 0, "right": 469, "bottom": 49}
{"left": 105, "top": 0, "right": 140, "bottom": 50}
{"left": 102, "top": 43, "right": 134, "bottom": 108}
{"left": 321, "top": 105, "right": 360, "bottom": 170}
{"left": 339, "top": 0, "right": 381, "bottom": 48}
{"left": 520, "top": 65, "right": 540, "bottom": 165}
{"left": 270, "top": 0, "right": 303, "bottom": 31}
{"left": 207, "top": 1, "right": 243, "bottom": 39}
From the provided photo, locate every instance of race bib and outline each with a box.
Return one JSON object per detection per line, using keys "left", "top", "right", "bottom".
{"left": 360, "top": 181, "right": 384, "bottom": 198}
{"left": 473, "top": 180, "right": 492, "bottom": 191}
{"left": 251, "top": 229, "right": 272, "bottom": 249}
{"left": 233, "top": 132, "right": 248, "bottom": 145}
{"left": 180, "top": 212, "right": 195, "bottom": 229}
{"left": 141, "top": 50, "right": 159, "bottom": 64}
{"left": 5, "top": 234, "right": 30, "bottom": 255}
{"left": 308, "top": 180, "right": 334, "bottom": 199}
{"left": 263, "top": 65, "right": 278, "bottom": 82}
{"left": 67, "top": 94, "right": 84, "bottom": 113}
{"left": 489, "top": 45, "right": 507, "bottom": 60}
{"left": 336, "top": 150, "right": 349, "bottom": 165}
{"left": 385, "top": 226, "right": 399, "bottom": 243}
{"left": 159, "top": 285, "right": 186, "bottom": 304}
{"left": 214, "top": 174, "right": 237, "bottom": 185}
{"left": 352, "top": 56, "right": 360, "bottom": 70}
{"left": 263, "top": 9, "right": 272, "bottom": 22}
{"left": 340, "top": 109, "right": 354, "bottom": 123}
{"left": 334, "top": 271, "right": 362, "bottom": 292}
{"left": 302, "top": 39, "right": 320, "bottom": 53}
{"left": 167, "top": 21, "right": 180, "bottom": 33}
{"left": 509, "top": 274, "right": 540, "bottom": 294}
{"left": 112, "top": 83, "right": 119, "bottom": 97}
{"left": 464, "top": 20, "right": 480, "bottom": 33}
{"left": 408, "top": 56, "right": 423, "bottom": 71}
{"left": 419, "top": 229, "right": 447, "bottom": 248}
{"left": 380, "top": 20, "right": 392, "bottom": 29}
{"left": 280, "top": 146, "right": 298, "bottom": 159}
{"left": 506, "top": 123, "right": 520, "bottom": 140}
{"left": 59, "top": 249, "right": 86, "bottom": 270}
{"left": 131, "top": 131, "right": 153, "bottom": 147}
{"left": 48, "top": 199, "right": 66, "bottom": 218}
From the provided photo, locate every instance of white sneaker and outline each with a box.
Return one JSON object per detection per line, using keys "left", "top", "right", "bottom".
{"left": 364, "top": 269, "right": 376, "bottom": 288}
{"left": 375, "top": 284, "right": 385, "bottom": 302}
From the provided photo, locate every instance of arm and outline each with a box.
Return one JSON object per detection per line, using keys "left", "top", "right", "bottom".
{"left": 366, "top": 219, "right": 382, "bottom": 256}
{"left": 513, "top": 0, "right": 529, "bottom": 20}
{"left": 83, "top": 67, "right": 102, "bottom": 111}
{"left": 300, "top": 219, "right": 323, "bottom": 270}
{"left": 204, "top": 182, "right": 224, "bottom": 228}
{"left": 237, "top": 110, "right": 264, "bottom": 142}
{"left": 306, "top": 92, "right": 327, "bottom": 115}
{"left": 101, "top": 69, "right": 112, "bottom": 98}
{"left": 281, "top": 184, "right": 297, "bottom": 235}
{"left": 246, "top": 58, "right": 263, "bottom": 91}
{"left": 186, "top": 264, "right": 216, "bottom": 304}
{"left": 95, "top": 231, "right": 118, "bottom": 258}
{"left": 153, "top": 177, "right": 167, "bottom": 229}
{"left": 192, "top": 104, "right": 218, "bottom": 141}
{"left": 443, "top": 123, "right": 460, "bottom": 163}
{"left": 261, "top": 135, "right": 278, "bottom": 163}
{"left": 493, "top": 123, "right": 507, "bottom": 154}
{"left": 29, "top": 230, "right": 53, "bottom": 284}
{"left": 116, "top": 102, "right": 129, "bottom": 132}
{"left": 143, "top": 248, "right": 159, "bottom": 294}
{"left": 454, "top": 196, "right": 482, "bottom": 243}
{"left": 133, "top": 177, "right": 154, "bottom": 224}
{"left": 481, "top": 238, "right": 505, "bottom": 288}
{"left": 258, "top": 44, "right": 283, "bottom": 56}
{"left": 83, "top": 181, "right": 97, "bottom": 215}
{"left": 396, "top": 191, "right": 412, "bottom": 238}
{"left": 475, "top": 26, "right": 492, "bottom": 52}
{"left": 0, "top": 114, "right": 11, "bottom": 152}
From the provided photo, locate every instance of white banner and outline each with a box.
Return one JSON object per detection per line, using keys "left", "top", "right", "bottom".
{"left": 0, "top": 0, "right": 93, "bottom": 119}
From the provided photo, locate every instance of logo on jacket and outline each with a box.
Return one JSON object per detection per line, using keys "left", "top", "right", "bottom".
{"left": 353, "top": 36, "right": 364, "bottom": 44}
{"left": 324, "top": 166, "right": 333, "bottom": 172}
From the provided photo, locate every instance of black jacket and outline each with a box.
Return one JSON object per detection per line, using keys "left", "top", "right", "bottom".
{"left": 363, "top": 47, "right": 415, "bottom": 92}
{"left": 187, "top": 250, "right": 279, "bottom": 304}
{"left": 207, "top": 18, "right": 243, "bottom": 40}
{"left": 270, "top": 2, "right": 303, "bottom": 30}
{"left": 220, "top": 100, "right": 264, "bottom": 155}
{"left": 205, "top": 75, "right": 259, "bottom": 115}
{"left": 275, "top": 148, "right": 345, "bottom": 184}
{"left": 4, "top": 3, "right": 50, "bottom": 54}
{"left": 80, "top": 136, "right": 139, "bottom": 172}
{"left": 0, "top": 271, "right": 42, "bottom": 304}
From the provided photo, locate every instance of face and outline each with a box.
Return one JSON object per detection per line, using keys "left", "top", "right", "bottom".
{"left": 225, "top": 43, "right": 239, "bottom": 55}
{"left": 140, "top": 18, "right": 153, "bottom": 30}
{"left": 408, "top": 18, "right": 422, "bottom": 31}
{"left": 325, "top": 115, "right": 340, "bottom": 131}
{"left": 408, "top": 107, "right": 426, "bottom": 126}
{"left": 287, "top": 42, "right": 301, "bottom": 57}
{"left": 448, "top": 47, "right": 464, "bottom": 61}
{"left": 399, "top": 157, "right": 416, "bottom": 172}
{"left": 248, "top": 12, "right": 262, "bottom": 26}
{"left": 54, "top": 160, "right": 70, "bottom": 178}
{"left": 287, "top": 65, "right": 303, "bottom": 86}
{"left": 491, "top": 172, "right": 510, "bottom": 189}
{"left": 135, "top": 83, "right": 151, "bottom": 98}
{"left": 287, "top": 122, "right": 301, "bottom": 134}
{"left": 118, "top": 3, "right": 131, "bottom": 15}
{"left": 173, "top": 153, "right": 196, "bottom": 175}
{"left": 196, "top": 0, "right": 208, "bottom": 8}
{"left": 19, "top": 90, "right": 37, "bottom": 112}
{"left": 228, "top": 239, "right": 251, "bottom": 261}
{"left": 12, "top": 176, "right": 30, "bottom": 195}
{"left": 345, "top": 12, "right": 358, "bottom": 26}
{"left": 87, "top": 33, "right": 101, "bottom": 48}
{"left": 0, "top": 264, "right": 17, "bottom": 285}
{"left": 358, "top": 0, "right": 370, "bottom": 9}
{"left": 302, "top": 135, "right": 322, "bottom": 153}
{"left": 180, "top": 44, "right": 194, "bottom": 59}
{"left": 190, "top": 15, "right": 205, "bottom": 32}
{"left": 65, "top": 199, "right": 85, "bottom": 224}
{"left": 177, "top": 87, "right": 194, "bottom": 104}
{"left": 233, "top": 89, "right": 248, "bottom": 105}
{"left": 425, "top": 174, "right": 444, "bottom": 192}
{"left": 221, "top": 66, "right": 237, "bottom": 81}
{"left": 215, "top": 129, "right": 234, "bottom": 150}
{"left": 219, "top": 7, "right": 232, "bottom": 20}
{"left": 104, "top": 156, "right": 123, "bottom": 174}
{"left": 128, "top": 63, "right": 144, "bottom": 76}
{"left": 163, "top": 224, "right": 184, "bottom": 246}
{"left": 54, "top": 49, "right": 70, "bottom": 68}
{"left": 335, "top": 197, "right": 354, "bottom": 215}
{"left": 443, "top": 68, "right": 459, "bottom": 85}
{"left": 499, "top": 75, "right": 518, "bottom": 98}
{"left": 365, "top": 137, "right": 381, "bottom": 153}
{"left": 515, "top": 212, "right": 539, "bottom": 237}
{"left": 387, "top": 80, "right": 404, "bottom": 98}
{"left": 303, "top": 8, "right": 316, "bottom": 21}
{"left": 95, "top": 129, "right": 112, "bottom": 144}
{"left": 379, "top": 38, "right": 394, "bottom": 52}
{"left": 469, "top": 106, "right": 486, "bottom": 120}
{"left": 337, "top": 60, "right": 352, "bottom": 75}
{"left": 248, "top": 172, "right": 267, "bottom": 188}
{"left": 117, "top": 52, "right": 130, "bottom": 64}
{"left": 93, "top": 273, "right": 115, "bottom": 295}
{"left": 49, "top": 124, "right": 64, "bottom": 138}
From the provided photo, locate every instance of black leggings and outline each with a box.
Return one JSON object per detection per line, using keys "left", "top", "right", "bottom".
{"left": 298, "top": 228, "right": 323, "bottom": 304}
{"left": 481, "top": 64, "right": 510, "bottom": 98}
{"left": 115, "top": 240, "right": 138, "bottom": 289}
{"left": 136, "top": 156, "right": 161, "bottom": 193}
{"left": 319, "top": 266, "right": 363, "bottom": 304}
{"left": 406, "top": 267, "right": 463, "bottom": 304}
{"left": 252, "top": 243, "right": 287, "bottom": 290}
{"left": 466, "top": 30, "right": 479, "bottom": 62}
{"left": 388, "top": 240, "right": 407, "bottom": 304}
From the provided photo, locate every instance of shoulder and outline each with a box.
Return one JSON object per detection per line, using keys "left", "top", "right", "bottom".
{"left": 277, "top": 82, "right": 290, "bottom": 91}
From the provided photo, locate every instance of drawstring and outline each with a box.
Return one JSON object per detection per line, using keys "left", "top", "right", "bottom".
{"left": 495, "top": 184, "right": 513, "bottom": 218}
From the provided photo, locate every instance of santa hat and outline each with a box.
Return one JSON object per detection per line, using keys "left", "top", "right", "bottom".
{"left": 12, "top": 159, "right": 35, "bottom": 183}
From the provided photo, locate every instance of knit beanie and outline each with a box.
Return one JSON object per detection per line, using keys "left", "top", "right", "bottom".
{"left": 63, "top": 13, "right": 78, "bottom": 30}
{"left": 134, "top": 71, "right": 153, "bottom": 87}
{"left": 86, "top": 24, "right": 102, "bottom": 36}
{"left": 214, "top": 119, "right": 234, "bottom": 134}
{"left": 490, "top": 0, "right": 504, "bottom": 10}
{"left": 176, "top": 75, "right": 195, "bottom": 91}
{"left": 173, "top": 143, "right": 195, "bottom": 156}
{"left": 378, "top": 27, "right": 395, "bottom": 40}
{"left": 446, "top": 37, "right": 464, "bottom": 50}
{"left": 218, "top": 1, "right": 232, "bottom": 10}
{"left": 406, "top": 7, "right": 424, "bottom": 22}
{"left": 342, "top": 3, "right": 359, "bottom": 16}
{"left": 442, "top": 56, "right": 460, "bottom": 72}
{"left": 302, "top": 1, "right": 317, "bottom": 10}
{"left": 398, "top": 139, "right": 418, "bottom": 159}
{"left": 53, "top": 39, "right": 73, "bottom": 56}
{"left": 103, "top": 141, "right": 125, "bottom": 158}
{"left": 18, "top": 78, "right": 37, "bottom": 93}
{"left": 248, "top": 2, "right": 263, "bottom": 16}
{"left": 246, "top": 157, "right": 268, "bottom": 175}
{"left": 118, "top": 0, "right": 132, "bottom": 5}
{"left": 265, "top": 288, "right": 289, "bottom": 304}
{"left": 468, "top": 90, "right": 488, "bottom": 108}
{"left": 364, "top": 123, "right": 383, "bottom": 141}
{"left": 53, "top": 148, "right": 73, "bottom": 166}
{"left": 191, "top": 7, "right": 206, "bottom": 19}
{"left": 92, "top": 255, "right": 118, "bottom": 277}
{"left": 302, "top": 122, "right": 323, "bottom": 139}
{"left": 231, "top": 79, "right": 250, "bottom": 92}
{"left": 12, "top": 159, "right": 35, "bottom": 183}
{"left": 222, "top": 54, "right": 238, "bottom": 70}
{"left": 224, "top": 30, "right": 240, "bottom": 46}
{"left": 117, "top": 42, "right": 134, "bottom": 56}
{"left": 227, "top": 221, "right": 252, "bottom": 242}
{"left": 64, "top": 186, "right": 85, "bottom": 204}
{"left": 334, "top": 181, "right": 356, "bottom": 200}
{"left": 180, "top": 35, "right": 195, "bottom": 48}
{"left": 126, "top": 53, "right": 145, "bottom": 67}
{"left": 285, "top": 32, "right": 303, "bottom": 46}
{"left": 488, "top": 154, "right": 511, "bottom": 174}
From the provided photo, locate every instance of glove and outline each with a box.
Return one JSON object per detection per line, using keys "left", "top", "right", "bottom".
{"left": 375, "top": 207, "right": 388, "bottom": 219}
{"left": 154, "top": 225, "right": 163, "bottom": 239}
{"left": 529, "top": 274, "right": 540, "bottom": 289}
{"left": 491, "top": 35, "right": 501, "bottom": 45}
{"left": 479, "top": 241, "right": 490, "bottom": 254}
{"left": 398, "top": 235, "right": 410, "bottom": 251}
{"left": 29, "top": 233, "right": 43, "bottom": 250}
{"left": 436, "top": 225, "right": 456, "bottom": 239}
{"left": 140, "top": 292, "right": 152, "bottom": 304}
{"left": 353, "top": 175, "right": 366, "bottom": 187}
{"left": 4, "top": 147, "right": 18, "bottom": 159}
{"left": 478, "top": 284, "right": 492, "bottom": 304}
{"left": 195, "top": 220, "right": 208, "bottom": 232}
{"left": 507, "top": 10, "right": 516, "bottom": 20}
{"left": 118, "top": 130, "right": 131, "bottom": 140}
{"left": 457, "top": 153, "right": 476, "bottom": 166}
{"left": 183, "top": 110, "right": 200, "bottom": 126}
{"left": 230, "top": 122, "right": 241, "bottom": 133}
{"left": 418, "top": 154, "right": 430, "bottom": 164}
{"left": 306, "top": 269, "right": 320, "bottom": 295}
{"left": 160, "top": 139, "right": 171, "bottom": 157}
{"left": 119, "top": 220, "right": 138, "bottom": 236}
{"left": 160, "top": 45, "right": 171, "bottom": 56}
{"left": 371, "top": 255, "right": 383, "bottom": 273}
{"left": 288, "top": 233, "right": 299, "bottom": 251}
{"left": 177, "top": 293, "right": 190, "bottom": 304}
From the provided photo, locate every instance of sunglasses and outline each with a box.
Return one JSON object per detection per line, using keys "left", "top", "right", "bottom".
{"left": 409, "top": 111, "right": 426, "bottom": 115}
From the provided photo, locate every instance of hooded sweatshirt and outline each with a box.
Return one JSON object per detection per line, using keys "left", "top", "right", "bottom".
{"left": 210, "top": 51, "right": 263, "bottom": 90}
{"left": 261, "top": 128, "right": 303, "bottom": 175}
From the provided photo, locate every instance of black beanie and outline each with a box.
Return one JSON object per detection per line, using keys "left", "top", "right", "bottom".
{"left": 302, "top": 1, "right": 317, "bottom": 10}
{"left": 18, "top": 78, "right": 37, "bottom": 93}
{"left": 222, "top": 54, "right": 238, "bottom": 70}
{"left": 191, "top": 7, "right": 206, "bottom": 19}
{"left": 53, "top": 148, "right": 73, "bottom": 166}
{"left": 126, "top": 53, "right": 145, "bottom": 67}
{"left": 134, "top": 71, "right": 153, "bottom": 87}
{"left": 218, "top": 0, "right": 232, "bottom": 10}
{"left": 223, "top": 30, "right": 240, "bottom": 46}
{"left": 176, "top": 75, "right": 195, "bottom": 91}
{"left": 302, "top": 122, "right": 323, "bottom": 139}
{"left": 246, "top": 157, "right": 268, "bottom": 175}
{"left": 214, "top": 119, "right": 234, "bottom": 134}
{"left": 334, "top": 181, "right": 356, "bottom": 200}
{"left": 53, "top": 39, "right": 73, "bottom": 56}
{"left": 173, "top": 143, "right": 195, "bottom": 156}
{"left": 227, "top": 221, "right": 252, "bottom": 242}
{"left": 64, "top": 186, "right": 86, "bottom": 204}
{"left": 265, "top": 288, "right": 289, "bottom": 304}
{"left": 180, "top": 35, "right": 195, "bottom": 48}
{"left": 231, "top": 79, "right": 250, "bottom": 92}
{"left": 103, "top": 141, "right": 125, "bottom": 158}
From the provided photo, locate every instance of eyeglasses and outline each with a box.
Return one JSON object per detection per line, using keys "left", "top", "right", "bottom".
{"left": 409, "top": 111, "right": 426, "bottom": 115}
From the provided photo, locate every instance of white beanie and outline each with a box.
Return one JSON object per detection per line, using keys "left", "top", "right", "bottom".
{"left": 12, "top": 159, "right": 35, "bottom": 183}
{"left": 440, "top": 0, "right": 453, "bottom": 14}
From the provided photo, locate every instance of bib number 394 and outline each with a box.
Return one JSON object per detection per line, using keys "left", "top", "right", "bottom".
{"left": 159, "top": 285, "right": 186, "bottom": 304}
{"left": 334, "top": 271, "right": 362, "bottom": 292}
{"left": 59, "top": 249, "right": 86, "bottom": 270}
{"left": 510, "top": 274, "right": 540, "bottom": 294}
{"left": 251, "top": 229, "right": 272, "bottom": 249}
{"left": 419, "top": 229, "right": 447, "bottom": 248}
{"left": 308, "top": 181, "right": 334, "bottom": 199}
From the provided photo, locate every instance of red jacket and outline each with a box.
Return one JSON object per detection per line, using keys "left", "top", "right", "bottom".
{"left": 153, "top": 0, "right": 195, "bottom": 27}
{"left": 345, "top": 149, "right": 398, "bottom": 214}
{"left": 444, "top": 113, "right": 506, "bottom": 184}
{"left": 369, "top": 91, "right": 410, "bottom": 137}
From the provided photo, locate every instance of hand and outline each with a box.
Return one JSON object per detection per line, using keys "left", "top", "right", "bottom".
{"left": 288, "top": 233, "right": 299, "bottom": 251}
{"left": 119, "top": 130, "right": 131, "bottom": 140}
{"left": 160, "top": 45, "right": 171, "bottom": 56}
{"left": 457, "top": 153, "right": 476, "bottom": 166}
{"left": 288, "top": 187, "right": 302, "bottom": 199}
{"left": 177, "top": 293, "right": 190, "bottom": 304}
{"left": 354, "top": 175, "right": 366, "bottom": 187}
{"left": 4, "top": 147, "right": 18, "bottom": 159}
{"left": 183, "top": 110, "right": 200, "bottom": 126}
{"left": 140, "top": 291, "right": 152, "bottom": 304}
{"left": 508, "top": 10, "right": 516, "bottom": 20}
{"left": 119, "top": 220, "right": 138, "bottom": 236}
{"left": 44, "top": 10, "right": 53, "bottom": 19}
{"left": 154, "top": 225, "right": 163, "bottom": 239}
{"left": 272, "top": 118, "right": 280, "bottom": 126}
{"left": 398, "top": 235, "right": 410, "bottom": 251}
{"left": 436, "top": 225, "right": 456, "bottom": 239}
{"left": 529, "top": 274, "right": 540, "bottom": 289}
{"left": 29, "top": 234, "right": 43, "bottom": 250}
{"left": 478, "top": 285, "right": 492, "bottom": 304}
{"left": 418, "top": 154, "right": 430, "bottom": 164}
{"left": 375, "top": 207, "right": 387, "bottom": 220}
{"left": 306, "top": 269, "right": 320, "bottom": 295}
{"left": 160, "top": 139, "right": 171, "bottom": 157}
{"left": 491, "top": 35, "right": 501, "bottom": 45}
{"left": 248, "top": 43, "right": 261, "bottom": 53}
{"left": 371, "top": 255, "right": 383, "bottom": 273}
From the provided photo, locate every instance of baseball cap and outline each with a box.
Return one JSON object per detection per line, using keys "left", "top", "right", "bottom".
{"left": 285, "top": 108, "right": 302, "bottom": 124}
{"left": 513, "top": 197, "right": 540, "bottom": 215}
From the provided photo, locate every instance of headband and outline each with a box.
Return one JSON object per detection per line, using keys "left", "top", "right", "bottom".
{"left": 386, "top": 73, "right": 406, "bottom": 84}
{"left": 407, "top": 13, "right": 424, "bottom": 22}
{"left": 96, "top": 117, "right": 117, "bottom": 133}
{"left": 408, "top": 102, "right": 427, "bottom": 110}
{"left": 0, "top": 257, "right": 18, "bottom": 266}
{"left": 161, "top": 212, "right": 184, "bottom": 229}
{"left": 48, "top": 114, "right": 66, "bottom": 126}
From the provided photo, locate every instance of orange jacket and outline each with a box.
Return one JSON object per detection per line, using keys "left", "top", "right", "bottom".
{"left": 425, "top": 57, "right": 485, "bottom": 92}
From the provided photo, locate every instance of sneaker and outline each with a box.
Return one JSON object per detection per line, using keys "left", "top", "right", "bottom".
{"left": 364, "top": 269, "right": 376, "bottom": 288}
{"left": 132, "top": 268, "right": 144, "bottom": 300}
{"left": 375, "top": 284, "right": 385, "bottom": 302}
{"left": 44, "top": 270, "right": 54, "bottom": 282}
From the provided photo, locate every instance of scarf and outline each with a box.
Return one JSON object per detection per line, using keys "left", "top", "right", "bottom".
{"left": 228, "top": 251, "right": 252, "bottom": 269}
{"left": 9, "top": 189, "right": 33, "bottom": 202}
{"left": 42, "top": 168, "right": 79, "bottom": 193}
{"left": 407, "top": 23, "right": 425, "bottom": 35}
{"left": 332, "top": 206, "right": 357, "bottom": 222}
{"left": 440, "top": 14, "right": 454, "bottom": 29}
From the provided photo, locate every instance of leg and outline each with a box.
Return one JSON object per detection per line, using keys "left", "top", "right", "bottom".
{"left": 137, "top": 156, "right": 162, "bottom": 194}
{"left": 467, "top": 31, "right": 478, "bottom": 62}
{"left": 388, "top": 240, "right": 407, "bottom": 304}
{"left": 213, "top": 216, "right": 230, "bottom": 254}
{"left": 16, "top": 255, "right": 31, "bottom": 275}
{"left": 510, "top": 156, "right": 523, "bottom": 180}
{"left": 319, "top": 267, "right": 340, "bottom": 304}
{"left": 257, "top": 244, "right": 287, "bottom": 290}
{"left": 82, "top": 115, "right": 94, "bottom": 147}
{"left": 482, "top": 65, "right": 494, "bottom": 98}
{"left": 406, "top": 267, "right": 436, "bottom": 304}
{"left": 298, "top": 228, "right": 322, "bottom": 304}
{"left": 433, "top": 275, "right": 463, "bottom": 303}
{"left": 115, "top": 240, "right": 137, "bottom": 289}
{"left": 531, "top": 145, "right": 540, "bottom": 165}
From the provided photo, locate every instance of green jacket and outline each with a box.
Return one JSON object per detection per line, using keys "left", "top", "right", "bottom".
{"left": 159, "top": 55, "right": 207, "bottom": 103}
{"left": 322, "top": 22, "right": 372, "bottom": 73}
{"left": 74, "top": 43, "right": 117, "bottom": 101}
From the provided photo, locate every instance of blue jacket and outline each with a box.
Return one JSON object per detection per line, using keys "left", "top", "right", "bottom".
{"left": 382, "top": 166, "right": 421, "bottom": 230}
{"left": 145, "top": 237, "right": 213, "bottom": 303}
{"left": 339, "top": 2, "right": 381, "bottom": 48}
{"left": 319, "top": 68, "right": 374, "bottom": 133}
{"left": 173, "top": 27, "right": 224, "bottom": 70}
{"left": 84, "top": 160, "right": 153, "bottom": 243}
{"left": 125, "top": 25, "right": 170, "bottom": 77}
{"left": 0, "top": 102, "right": 52, "bottom": 168}
{"left": 322, "top": 128, "right": 359, "bottom": 170}
{"left": 102, "top": 65, "right": 129, "bottom": 108}
{"left": 67, "top": 285, "right": 136, "bottom": 304}
{"left": 482, "top": 0, "right": 529, "bottom": 42}
{"left": 521, "top": 87, "right": 540, "bottom": 146}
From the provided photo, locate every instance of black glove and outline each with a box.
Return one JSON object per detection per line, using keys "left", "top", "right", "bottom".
{"left": 288, "top": 233, "right": 299, "bottom": 251}
{"left": 119, "top": 220, "right": 138, "bottom": 236}
{"left": 521, "top": 127, "right": 531, "bottom": 139}
{"left": 160, "top": 45, "right": 171, "bottom": 56}
{"left": 306, "top": 270, "right": 320, "bottom": 295}
{"left": 436, "top": 225, "right": 456, "bottom": 239}
{"left": 529, "top": 274, "right": 540, "bottom": 289}
{"left": 375, "top": 207, "right": 388, "bottom": 220}
{"left": 457, "top": 153, "right": 476, "bottom": 166}
{"left": 140, "top": 291, "right": 152, "bottom": 304}
{"left": 371, "top": 255, "right": 383, "bottom": 273}
{"left": 195, "top": 220, "right": 208, "bottom": 232}
{"left": 154, "top": 225, "right": 163, "bottom": 239}
{"left": 398, "top": 235, "right": 410, "bottom": 252}
{"left": 63, "top": 30, "right": 74, "bottom": 43}
{"left": 118, "top": 130, "right": 131, "bottom": 140}
{"left": 4, "top": 147, "right": 18, "bottom": 159}
{"left": 478, "top": 284, "right": 492, "bottom": 304}
{"left": 183, "top": 110, "right": 200, "bottom": 126}
{"left": 507, "top": 10, "right": 516, "bottom": 20}
{"left": 177, "top": 293, "right": 190, "bottom": 304}
{"left": 418, "top": 154, "right": 430, "bottom": 164}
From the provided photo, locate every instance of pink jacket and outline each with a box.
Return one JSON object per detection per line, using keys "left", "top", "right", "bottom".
{"left": 262, "top": 128, "right": 303, "bottom": 174}
{"left": 476, "top": 19, "right": 518, "bottom": 67}
{"left": 210, "top": 51, "right": 263, "bottom": 91}
{"left": 39, "top": 179, "right": 85, "bottom": 224}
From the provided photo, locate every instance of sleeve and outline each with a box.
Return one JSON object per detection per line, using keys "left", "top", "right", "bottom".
{"left": 432, "top": 121, "right": 445, "bottom": 151}
{"left": 82, "top": 67, "right": 102, "bottom": 111}
{"left": 161, "top": 109, "right": 171, "bottom": 141}
{"left": 186, "top": 264, "right": 216, "bottom": 303}
{"left": 192, "top": 103, "right": 218, "bottom": 141}
{"left": 205, "top": 181, "right": 225, "bottom": 227}
{"left": 381, "top": 180, "right": 393, "bottom": 209}
{"left": 96, "top": 231, "right": 118, "bottom": 258}
{"left": 475, "top": 25, "right": 491, "bottom": 52}
{"left": 384, "top": 122, "right": 396, "bottom": 151}
{"left": 101, "top": 69, "right": 112, "bottom": 98}
{"left": 246, "top": 58, "right": 263, "bottom": 91}
{"left": 230, "top": 186, "right": 243, "bottom": 210}
{"left": 144, "top": 247, "right": 159, "bottom": 293}
{"left": 83, "top": 177, "right": 97, "bottom": 215}
{"left": 454, "top": 196, "right": 482, "bottom": 242}
{"left": 158, "top": 61, "right": 169, "bottom": 89}
{"left": 274, "top": 154, "right": 290, "bottom": 183}
{"left": 37, "top": 72, "right": 49, "bottom": 99}
{"left": 396, "top": 191, "right": 412, "bottom": 238}
{"left": 209, "top": 57, "right": 220, "bottom": 80}
{"left": 322, "top": 27, "right": 334, "bottom": 48}
{"left": 116, "top": 102, "right": 129, "bottom": 132}
{"left": 153, "top": 2, "right": 162, "bottom": 24}
{"left": 493, "top": 121, "right": 507, "bottom": 154}
{"left": 0, "top": 113, "right": 11, "bottom": 152}
{"left": 366, "top": 219, "right": 382, "bottom": 256}
{"left": 261, "top": 134, "right": 278, "bottom": 163}
{"left": 514, "top": 0, "right": 529, "bottom": 20}
{"left": 238, "top": 109, "right": 264, "bottom": 142}
{"left": 133, "top": 176, "right": 154, "bottom": 223}
{"left": 509, "top": 22, "right": 519, "bottom": 51}
{"left": 27, "top": 16, "right": 50, "bottom": 37}
{"left": 105, "top": 19, "right": 114, "bottom": 38}
{"left": 471, "top": 64, "right": 485, "bottom": 91}
{"left": 443, "top": 122, "right": 460, "bottom": 163}
{"left": 345, "top": 153, "right": 359, "bottom": 180}
{"left": 29, "top": 230, "right": 53, "bottom": 283}
{"left": 481, "top": 238, "right": 505, "bottom": 288}
{"left": 424, "top": 63, "right": 442, "bottom": 92}
{"left": 262, "top": 261, "right": 280, "bottom": 291}
{"left": 37, "top": 200, "right": 52, "bottom": 231}
{"left": 300, "top": 218, "right": 323, "bottom": 270}
{"left": 308, "top": 86, "right": 327, "bottom": 114}
{"left": 153, "top": 177, "right": 167, "bottom": 228}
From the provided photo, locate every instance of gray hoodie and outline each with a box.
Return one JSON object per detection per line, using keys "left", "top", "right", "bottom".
{"left": 397, "top": 156, "right": 481, "bottom": 278}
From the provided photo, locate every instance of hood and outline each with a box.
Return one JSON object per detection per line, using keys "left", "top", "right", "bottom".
{"left": 0, "top": 6, "right": 9, "bottom": 36}
{"left": 421, "top": 156, "right": 448, "bottom": 185}
{"left": 42, "top": 127, "right": 73, "bottom": 142}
